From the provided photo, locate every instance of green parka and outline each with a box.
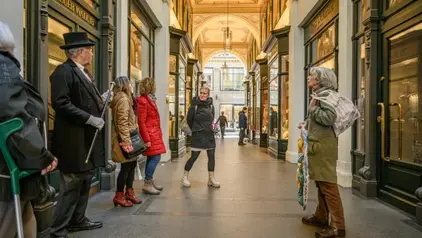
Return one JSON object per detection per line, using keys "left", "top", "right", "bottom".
{"left": 306, "top": 88, "right": 338, "bottom": 184}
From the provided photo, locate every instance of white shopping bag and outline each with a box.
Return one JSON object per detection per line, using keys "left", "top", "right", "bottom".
{"left": 135, "top": 158, "right": 143, "bottom": 180}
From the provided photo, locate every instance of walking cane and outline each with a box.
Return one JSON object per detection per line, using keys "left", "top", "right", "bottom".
{"left": 85, "top": 82, "right": 116, "bottom": 164}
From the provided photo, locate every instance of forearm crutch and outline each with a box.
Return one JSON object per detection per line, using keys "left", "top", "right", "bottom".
{"left": 85, "top": 82, "right": 116, "bottom": 164}
{"left": 0, "top": 118, "right": 34, "bottom": 238}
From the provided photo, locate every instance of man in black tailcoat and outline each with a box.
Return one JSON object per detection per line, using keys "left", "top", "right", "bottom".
{"left": 50, "top": 32, "right": 106, "bottom": 238}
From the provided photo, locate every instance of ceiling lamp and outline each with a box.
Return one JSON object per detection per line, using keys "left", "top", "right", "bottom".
{"left": 223, "top": 27, "right": 232, "bottom": 50}
{"left": 223, "top": 0, "right": 231, "bottom": 50}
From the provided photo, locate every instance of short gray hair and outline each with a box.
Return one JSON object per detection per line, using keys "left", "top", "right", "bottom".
{"left": 0, "top": 21, "right": 15, "bottom": 52}
{"left": 310, "top": 66, "right": 338, "bottom": 90}
{"left": 65, "top": 48, "right": 81, "bottom": 59}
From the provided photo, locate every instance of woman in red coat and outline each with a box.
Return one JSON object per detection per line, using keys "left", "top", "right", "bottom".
{"left": 137, "top": 77, "right": 166, "bottom": 195}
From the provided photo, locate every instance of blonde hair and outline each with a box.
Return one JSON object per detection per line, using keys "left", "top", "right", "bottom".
{"left": 112, "top": 76, "right": 132, "bottom": 95}
{"left": 200, "top": 86, "right": 210, "bottom": 95}
{"left": 139, "top": 77, "right": 156, "bottom": 95}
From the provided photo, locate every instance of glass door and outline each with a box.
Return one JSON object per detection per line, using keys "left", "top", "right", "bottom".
{"left": 379, "top": 22, "right": 422, "bottom": 215}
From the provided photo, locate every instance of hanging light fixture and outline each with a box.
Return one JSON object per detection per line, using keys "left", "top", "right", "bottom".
{"left": 221, "top": 0, "right": 230, "bottom": 79}
{"left": 223, "top": 0, "right": 232, "bottom": 50}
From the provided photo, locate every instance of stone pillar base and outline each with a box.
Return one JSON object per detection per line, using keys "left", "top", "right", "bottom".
{"left": 101, "top": 171, "right": 116, "bottom": 191}
{"left": 416, "top": 203, "right": 422, "bottom": 225}
{"left": 352, "top": 175, "right": 377, "bottom": 198}
{"left": 33, "top": 201, "right": 56, "bottom": 237}
{"left": 286, "top": 150, "right": 298, "bottom": 164}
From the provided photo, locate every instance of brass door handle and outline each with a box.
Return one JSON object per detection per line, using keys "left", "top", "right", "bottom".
{"left": 389, "top": 103, "right": 402, "bottom": 160}
{"left": 378, "top": 103, "right": 390, "bottom": 162}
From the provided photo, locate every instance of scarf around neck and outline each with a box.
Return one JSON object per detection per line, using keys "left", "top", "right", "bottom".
{"left": 148, "top": 93, "right": 157, "bottom": 102}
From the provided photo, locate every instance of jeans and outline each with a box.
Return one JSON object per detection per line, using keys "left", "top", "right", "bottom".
{"left": 116, "top": 160, "right": 137, "bottom": 192}
{"left": 184, "top": 149, "right": 215, "bottom": 172}
{"left": 145, "top": 154, "right": 161, "bottom": 180}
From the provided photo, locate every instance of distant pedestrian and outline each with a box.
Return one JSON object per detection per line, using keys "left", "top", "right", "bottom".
{"left": 216, "top": 111, "right": 228, "bottom": 138}
{"left": 238, "top": 107, "right": 248, "bottom": 145}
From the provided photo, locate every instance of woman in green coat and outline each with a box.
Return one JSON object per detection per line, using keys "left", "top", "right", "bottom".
{"left": 301, "top": 67, "right": 345, "bottom": 238}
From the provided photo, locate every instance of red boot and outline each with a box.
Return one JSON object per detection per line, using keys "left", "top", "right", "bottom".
{"left": 113, "top": 192, "right": 133, "bottom": 207}
{"left": 125, "top": 188, "right": 142, "bottom": 204}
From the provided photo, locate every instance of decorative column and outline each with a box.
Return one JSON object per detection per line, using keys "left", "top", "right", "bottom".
{"left": 32, "top": 1, "right": 57, "bottom": 236}
{"left": 286, "top": 0, "right": 304, "bottom": 164}
{"left": 353, "top": 0, "right": 379, "bottom": 197}
{"left": 336, "top": 0, "right": 353, "bottom": 187}
{"left": 99, "top": 0, "right": 117, "bottom": 191}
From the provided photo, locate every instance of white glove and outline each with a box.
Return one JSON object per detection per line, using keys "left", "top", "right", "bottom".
{"left": 86, "top": 116, "right": 105, "bottom": 130}
{"left": 101, "top": 90, "right": 113, "bottom": 102}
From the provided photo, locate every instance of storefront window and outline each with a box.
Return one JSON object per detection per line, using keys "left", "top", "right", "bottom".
{"left": 256, "top": 76, "right": 261, "bottom": 136}
{"left": 178, "top": 62, "right": 186, "bottom": 136}
{"left": 261, "top": 76, "right": 269, "bottom": 133}
{"left": 168, "top": 74, "right": 177, "bottom": 137}
{"left": 129, "top": 1, "right": 154, "bottom": 95}
{"left": 280, "top": 55, "right": 289, "bottom": 139}
{"left": 356, "top": 38, "right": 366, "bottom": 152}
{"left": 269, "top": 58, "right": 278, "bottom": 138}
{"left": 186, "top": 75, "right": 192, "bottom": 113}
{"left": 353, "top": 0, "right": 366, "bottom": 153}
{"left": 388, "top": 22, "right": 422, "bottom": 164}
{"left": 47, "top": 17, "right": 71, "bottom": 133}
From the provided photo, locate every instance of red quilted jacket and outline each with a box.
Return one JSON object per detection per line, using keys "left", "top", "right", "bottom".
{"left": 136, "top": 95, "right": 166, "bottom": 156}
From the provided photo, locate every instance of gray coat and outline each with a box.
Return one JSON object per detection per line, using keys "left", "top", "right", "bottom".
{"left": 0, "top": 51, "right": 54, "bottom": 201}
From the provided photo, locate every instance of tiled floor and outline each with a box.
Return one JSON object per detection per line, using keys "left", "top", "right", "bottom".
{"left": 73, "top": 139, "right": 422, "bottom": 238}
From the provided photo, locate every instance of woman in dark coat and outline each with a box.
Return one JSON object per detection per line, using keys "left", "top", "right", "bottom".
{"left": 181, "top": 87, "right": 220, "bottom": 188}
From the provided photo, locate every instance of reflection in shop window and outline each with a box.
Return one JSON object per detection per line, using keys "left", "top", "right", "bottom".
{"left": 47, "top": 18, "right": 70, "bottom": 133}
{"left": 388, "top": 22, "right": 422, "bottom": 164}
{"left": 168, "top": 74, "right": 176, "bottom": 137}
{"left": 179, "top": 63, "right": 186, "bottom": 136}
{"left": 356, "top": 38, "right": 366, "bottom": 152}
{"left": 281, "top": 55, "right": 289, "bottom": 139}
{"left": 269, "top": 58, "right": 278, "bottom": 138}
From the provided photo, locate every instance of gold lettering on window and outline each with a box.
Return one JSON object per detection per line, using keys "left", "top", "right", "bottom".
{"left": 56, "top": 0, "right": 96, "bottom": 27}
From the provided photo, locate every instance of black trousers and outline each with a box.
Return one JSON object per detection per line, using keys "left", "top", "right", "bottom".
{"left": 184, "top": 149, "right": 215, "bottom": 172}
{"left": 116, "top": 160, "right": 137, "bottom": 192}
{"left": 50, "top": 170, "right": 94, "bottom": 237}
{"left": 239, "top": 128, "right": 246, "bottom": 144}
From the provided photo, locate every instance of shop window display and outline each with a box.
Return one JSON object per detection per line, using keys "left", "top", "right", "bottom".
{"left": 280, "top": 55, "right": 289, "bottom": 139}
{"left": 269, "top": 58, "right": 279, "bottom": 138}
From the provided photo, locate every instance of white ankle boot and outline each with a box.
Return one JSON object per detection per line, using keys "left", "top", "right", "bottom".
{"left": 208, "top": 172, "right": 220, "bottom": 188}
{"left": 181, "top": 171, "right": 191, "bottom": 187}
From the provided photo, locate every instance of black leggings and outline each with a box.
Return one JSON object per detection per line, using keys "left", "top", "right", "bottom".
{"left": 116, "top": 160, "right": 137, "bottom": 192}
{"left": 184, "top": 149, "right": 215, "bottom": 172}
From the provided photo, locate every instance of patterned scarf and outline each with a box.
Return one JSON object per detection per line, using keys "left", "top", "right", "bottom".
{"left": 148, "top": 93, "right": 157, "bottom": 102}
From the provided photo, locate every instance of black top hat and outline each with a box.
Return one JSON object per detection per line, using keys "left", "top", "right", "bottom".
{"left": 60, "top": 32, "right": 95, "bottom": 49}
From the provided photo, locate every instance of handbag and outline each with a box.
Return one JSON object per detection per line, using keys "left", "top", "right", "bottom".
{"left": 119, "top": 130, "right": 147, "bottom": 159}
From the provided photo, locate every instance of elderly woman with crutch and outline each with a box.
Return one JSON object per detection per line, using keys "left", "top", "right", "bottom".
{"left": 0, "top": 21, "right": 58, "bottom": 238}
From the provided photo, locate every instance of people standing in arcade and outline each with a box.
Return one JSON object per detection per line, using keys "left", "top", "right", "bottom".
{"left": 50, "top": 32, "right": 106, "bottom": 237}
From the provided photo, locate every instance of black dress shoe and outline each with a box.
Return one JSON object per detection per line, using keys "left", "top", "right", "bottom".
{"left": 302, "top": 215, "right": 328, "bottom": 228}
{"left": 67, "top": 218, "right": 102, "bottom": 233}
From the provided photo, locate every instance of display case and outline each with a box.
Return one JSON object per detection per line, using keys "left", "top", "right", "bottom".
{"left": 256, "top": 58, "right": 269, "bottom": 148}
{"left": 168, "top": 27, "right": 193, "bottom": 159}
{"left": 265, "top": 26, "right": 290, "bottom": 160}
